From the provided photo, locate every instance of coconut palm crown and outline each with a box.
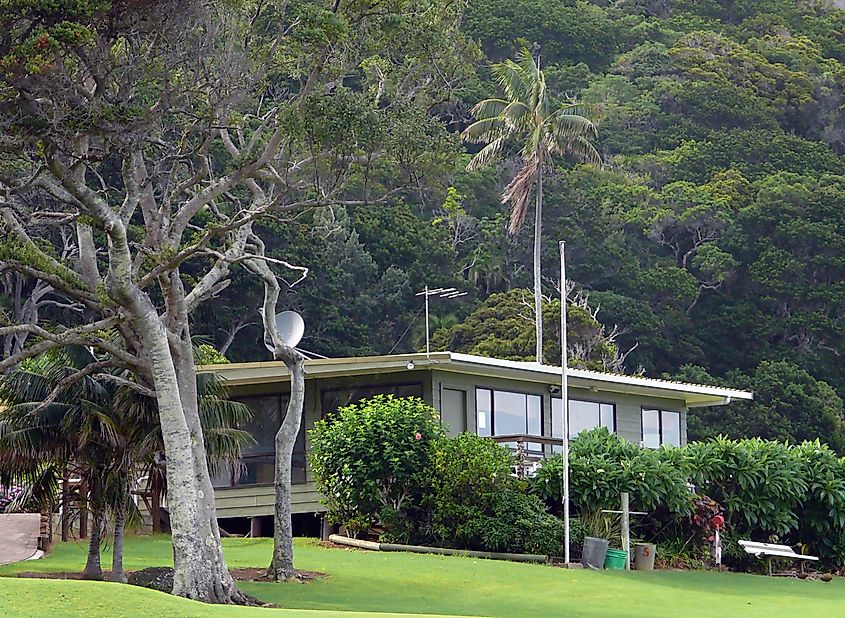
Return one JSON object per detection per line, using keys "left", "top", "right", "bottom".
{"left": 462, "top": 47, "right": 601, "bottom": 363}
{"left": 463, "top": 47, "right": 601, "bottom": 233}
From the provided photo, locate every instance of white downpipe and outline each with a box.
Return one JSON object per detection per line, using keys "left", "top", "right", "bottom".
{"left": 560, "top": 241, "right": 571, "bottom": 567}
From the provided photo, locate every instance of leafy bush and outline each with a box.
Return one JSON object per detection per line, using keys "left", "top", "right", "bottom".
{"left": 532, "top": 428, "right": 692, "bottom": 516}
{"left": 426, "top": 433, "right": 516, "bottom": 548}
{"left": 308, "top": 395, "right": 444, "bottom": 540}
{"left": 685, "top": 437, "right": 806, "bottom": 535}
{"left": 791, "top": 441, "right": 845, "bottom": 566}
{"left": 440, "top": 484, "right": 565, "bottom": 556}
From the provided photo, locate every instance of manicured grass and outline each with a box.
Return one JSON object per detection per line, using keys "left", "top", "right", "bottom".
{"left": 2, "top": 536, "right": 843, "bottom": 618}
{"left": 0, "top": 578, "right": 460, "bottom": 618}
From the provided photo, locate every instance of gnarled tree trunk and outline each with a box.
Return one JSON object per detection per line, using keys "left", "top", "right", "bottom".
{"left": 136, "top": 303, "right": 249, "bottom": 603}
{"left": 267, "top": 348, "right": 306, "bottom": 581}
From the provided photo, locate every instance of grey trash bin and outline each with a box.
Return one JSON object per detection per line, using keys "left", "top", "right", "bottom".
{"left": 582, "top": 536, "right": 610, "bottom": 569}
{"left": 634, "top": 543, "right": 656, "bottom": 570}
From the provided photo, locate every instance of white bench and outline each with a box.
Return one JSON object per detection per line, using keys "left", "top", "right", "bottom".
{"left": 739, "top": 540, "right": 819, "bottom": 575}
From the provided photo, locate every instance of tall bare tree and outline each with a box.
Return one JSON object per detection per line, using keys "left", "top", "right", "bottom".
{"left": 463, "top": 47, "right": 600, "bottom": 363}
{"left": 0, "top": 0, "right": 469, "bottom": 601}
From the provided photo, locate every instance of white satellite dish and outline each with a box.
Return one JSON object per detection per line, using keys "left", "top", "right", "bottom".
{"left": 263, "top": 310, "right": 305, "bottom": 353}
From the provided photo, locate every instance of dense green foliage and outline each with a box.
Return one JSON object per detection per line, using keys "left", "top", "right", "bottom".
{"left": 686, "top": 361, "right": 845, "bottom": 450}
{"left": 532, "top": 429, "right": 692, "bottom": 516}
{"left": 310, "top": 398, "right": 561, "bottom": 554}
{"left": 308, "top": 395, "right": 445, "bottom": 539}
{"left": 430, "top": 288, "right": 622, "bottom": 369}
{"left": 170, "top": 0, "right": 845, "bottom": 450}
{"left": 533, "top": 430, "right": 845, "bottom": 568}
{"left": 426, "top": 433, "right": 564, "bottom": 555}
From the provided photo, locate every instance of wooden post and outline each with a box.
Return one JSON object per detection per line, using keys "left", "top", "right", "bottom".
{"left": 61, "top": 470, "right": 70, "bottom": 542}
{"left": 250, "top": 516, "right": 262, "bottom": 538}
{"left": 621, "top": 492, "right": 630, "bottom": 570}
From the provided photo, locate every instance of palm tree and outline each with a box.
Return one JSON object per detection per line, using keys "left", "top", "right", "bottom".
{"left": 0, "top": 346, "right": 252, "bottom": 582}
{"left": 463, "top": 47, "right": 601, "bottom": 363}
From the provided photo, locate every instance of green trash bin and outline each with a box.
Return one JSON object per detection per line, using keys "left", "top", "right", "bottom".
{"left": 604, "top": 548, "right": 628, "bottom": 570}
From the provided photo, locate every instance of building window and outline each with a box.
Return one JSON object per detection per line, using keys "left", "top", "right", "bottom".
{"left": 475, "top": 388, "right": 542, "bottom": 450}
{"left": 551, "top": 398, "right": 616, "bottom": 448}
{"left": 211, "top": 394, "right": 306, "bottom": 488}
{"left": 642, "top": 408, "right": 681, "bottom": 448}
{"left": 321, "top": 383, "right": 424, "bottom": 418}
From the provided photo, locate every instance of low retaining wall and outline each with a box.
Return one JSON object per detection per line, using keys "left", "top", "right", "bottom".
{"left": 328, "top": 534, "right": 548, "bottom": 563}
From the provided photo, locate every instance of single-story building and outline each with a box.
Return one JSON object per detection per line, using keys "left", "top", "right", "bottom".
{"left": 199, "top": 351, "right": 753, "bottom": 536}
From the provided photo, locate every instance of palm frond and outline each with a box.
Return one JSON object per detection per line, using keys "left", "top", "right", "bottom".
{"left": 559, "top": 134, "right": 603, "bottom": 167}
{"left": 501, "top": 155, "right": 540, "bottom": 234}
{"left": 498, "top": 100, "right": 532, "bottom": 133}
{"left": 492, "top": 49, "right": 536, "bottom": 105}
{"left": 469, "top": 98, "right": 510, "bottom": 120}
{"left": 462, "top": 116, "right": 508, "bottom": 144}
{"left": 466, "top": 136, "right": 508, "bottom": 171}
{"left": 546, "top": 108, "right": 598, "bottom": 139}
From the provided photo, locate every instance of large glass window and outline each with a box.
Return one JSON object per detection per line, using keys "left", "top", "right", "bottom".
{"left": 475, "top": 388, "right": 542, "bottom": 450}
{"left": 662, "top": 411, "right": 681, "bottom": 447}
{"left": 552, "top": 398, "right": 616, "bottom": 442}
{"left": 476, "top": 388, "right": 492, "bottom": 437}
{"left": 212, "top": 394, "right": 306, "bottom": 488}
{"left": 641, "top": 408, "right": 682, "bottom": 448}
{"left": 321, "top": 383, "right": 423, "bottom": 418}
{"left": 641, "top": 408, "right": 660, "bottom": 449}
{"left": 494, "top": 390, "right": 530, "bottom": 435}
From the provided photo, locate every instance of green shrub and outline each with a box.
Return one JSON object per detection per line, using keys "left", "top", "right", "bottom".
{"left": 424, "top": 434, "right": 564, "bottom": 555}
{"left": 685, "top": 437, "right": 806, "bottom": 535}
{"left": 568, "top": 516, "right": 586, "bottom": 547}
{"left": 445, "top": 485, "right": 565, "bottom": 556}
{"left": 426, "top": 433, "right": 515, "bottom": 548}
{"left": 308, "top": 395, "right": 444, "bottom": 540}
{"left": 791, "top": 441, "right": 845, "bottom": 566}
{"left": 532, "top": 428, "right": 692, "bottom": 516}
{"left": 533, "top": 433, "right": 845, "bottom": 568}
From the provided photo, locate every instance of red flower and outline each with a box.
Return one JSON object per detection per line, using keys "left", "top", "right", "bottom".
{"left": 415, "top": 432, "right": 422, "bottom": 440}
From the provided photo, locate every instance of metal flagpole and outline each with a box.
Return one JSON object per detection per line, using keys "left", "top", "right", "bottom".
{"left": 560, "top": 241, "right": 571, "bottom": 567}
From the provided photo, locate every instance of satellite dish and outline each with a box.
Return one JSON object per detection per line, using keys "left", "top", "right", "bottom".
{"left": 263, "top": 310, "right": 305, "bottom": 353}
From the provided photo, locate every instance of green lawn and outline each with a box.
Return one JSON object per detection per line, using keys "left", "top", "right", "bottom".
{"left": 1, "top": 536, "right": 842, "bottom": 618}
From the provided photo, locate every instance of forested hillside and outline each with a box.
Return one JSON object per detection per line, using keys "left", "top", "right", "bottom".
{"left": 191, "top": 0, "right": 845, "bottom": 446}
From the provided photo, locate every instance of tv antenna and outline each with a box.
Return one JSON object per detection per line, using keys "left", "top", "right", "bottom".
{"left": 415, "top": 286, "right": 467, "bottom": 357}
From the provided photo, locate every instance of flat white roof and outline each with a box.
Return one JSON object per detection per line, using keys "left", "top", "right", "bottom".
{"left": 200, "top": 351, "right": 752, "bottom": 407}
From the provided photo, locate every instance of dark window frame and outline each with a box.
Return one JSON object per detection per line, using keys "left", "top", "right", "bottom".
{"left": 213, "top": 393, "right": 306, "bottom": 488}
{"left": 550, "top": 396, "right": 617, "bottom": 445}
{"left": 319, "top": 382, "right": 424, "bottom": 419}
{"left": 640, "top": 407, "right": 682, "bottom": 448}
{"left": 474, "top": 386, "right": 544, "bottom": 451}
